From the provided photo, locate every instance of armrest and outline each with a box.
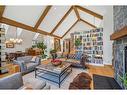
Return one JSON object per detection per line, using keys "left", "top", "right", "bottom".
{"left": 35, "top": 57, "right": 41, "bottom": 65}
{"left": 13, "top": 60, "right": 27, "bottom": 72}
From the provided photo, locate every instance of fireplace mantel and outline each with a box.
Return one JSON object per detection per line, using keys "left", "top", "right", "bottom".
{"left": 110, "top": 26, "right": 127, "bottom": 40}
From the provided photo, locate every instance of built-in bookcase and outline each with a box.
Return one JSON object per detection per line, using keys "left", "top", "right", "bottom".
{"left": 0, "top": 27, "right": 7, "bottom": 74}
{"left": 71, "top": 28, "right": 103, "bottom": 65}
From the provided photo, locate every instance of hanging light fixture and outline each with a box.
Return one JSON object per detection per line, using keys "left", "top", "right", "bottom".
{"left": 5, "top": 27, "right": 23, "bottom": 44}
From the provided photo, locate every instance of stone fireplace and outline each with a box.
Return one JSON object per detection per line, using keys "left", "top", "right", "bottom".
{"left": 113, "top": 37, "right": 127, "bottom": 88}
{"left": 111, "top": 6, "right": 127, "bottom": 89}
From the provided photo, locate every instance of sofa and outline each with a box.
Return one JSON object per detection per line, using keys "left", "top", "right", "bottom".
{"left": 13, "top": 56, "right": 41, "bottom": 74}
{"left": 0, "top": 73, "right": 50, "bottom": 89}
{"left": 58, "top": 52, "right": 87, "bottom": 69}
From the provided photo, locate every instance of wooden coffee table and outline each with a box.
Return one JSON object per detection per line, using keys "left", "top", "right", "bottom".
{"left": 35, "top": 62, "right": 72, "bottom": 88}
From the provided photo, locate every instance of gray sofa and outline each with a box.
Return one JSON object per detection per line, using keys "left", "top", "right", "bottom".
{"left": 13, "top": 56, "right": 41, "bottom": 74}
{"left": 0, "top": 73, "right": 50, "bottom": 89}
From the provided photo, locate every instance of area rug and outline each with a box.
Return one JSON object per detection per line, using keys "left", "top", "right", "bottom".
{"left": 93, "top": 74, "right": 122, "bottom": 89}
{"left": 23, "top": 68, "right": 88, "bottom": 89}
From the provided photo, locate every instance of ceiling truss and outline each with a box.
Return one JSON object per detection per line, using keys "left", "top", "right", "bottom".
{"left": 0, "top": 6, "right": 103, "bottom": 39}
{"left": 0, "top": 5, "right": 5, "bottom": 19}
{"left": 62, "top": 20, "right": 78, "bottom": 38}
{"left": 34, "top": 6, "right": 52, "bottom": 29}
{"left": 50, "top": 6, "right": 73, "bottom": 35}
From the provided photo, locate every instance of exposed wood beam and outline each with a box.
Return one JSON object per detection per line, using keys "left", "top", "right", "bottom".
{"left": 73, "top": 6, "right": 80, "bottom": 20}
{"left": 34, "top": 6, "right": 52, "bottom": 29}
{"left": 80, "top": 19, "right": 96, "bottom": 28}
{"left": 0, "top": 17, "right": 35, "bottom": 31}
{"left": 50, "top": 6, "right": 73, "bottom": 34}
{"left": 0, "top": 17, "right": 61, "bottom": 39}
{"left": 76, "top": 6, "right": 103, "bottom": 19}
{"left": 51, "top": 34, "right": 62, "bottom": 39}
{"left": 62, "top": 20, "right": 78, "bottom": 38}
{"left": 37, "top": 29, "right": 61, "bottom": 39}
{"left": 0, "top": 6, "right": 5, "bottom": 19}
{"left": 110, "top": 26, "right": 127, "bottom": 40}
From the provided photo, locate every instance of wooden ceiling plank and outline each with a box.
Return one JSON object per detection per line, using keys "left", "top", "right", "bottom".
{"left": 0, "top": 6, "right": 5, "bottom": 19}
{"left": 73, "top": 6, "right": 80, "bottom": 20}
{"left": 0, "top": 17, "right": 61, "bottom": 39}
{"left": 50, "top": 6, "right": 73, "bottom": 34}
{"left": 80, "top": 19, "right": 96, "bottom": 28}
{"left": 76, "top": 6, "right": 103, "bottom": 19}
{"left": 34, "top": 5, "right": 52, "bottom": 29}
{"left": 62, "top": 20, "right": 78, "bottom": 38}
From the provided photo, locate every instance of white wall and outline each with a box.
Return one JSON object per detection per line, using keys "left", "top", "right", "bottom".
{"left": 5, "top": 27, "right": 36, "bottom": 53}
{"left": 61, "top": 21, "right": 94, "bottom": 52}
{"left": 61, "top": 6, "right": 114, "bottom": 65}
{"left": 5, "top": 25, "right": 54, "bottom": 58}
{"left": 103, "top": 6, "right": 114, "bottom": 65}
{"left": 43, "top": 35, "right": 54, "bottom": 58}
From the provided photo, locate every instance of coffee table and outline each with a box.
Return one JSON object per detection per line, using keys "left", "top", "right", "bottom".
{"left": 35, "top": 62, "right": 72, "bottom": 88}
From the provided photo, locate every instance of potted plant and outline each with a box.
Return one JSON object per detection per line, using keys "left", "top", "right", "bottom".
{"left": 75, "top": 38, "right": 82, "bottom": 50}
{"left": 119, "top": 73, "right": 127, "bottom": 89}
{"left": 36, "top": 41, "right": 47, "bottom": 59}
{"left": 50, "top": 49, "right": 57, "bottom": 60}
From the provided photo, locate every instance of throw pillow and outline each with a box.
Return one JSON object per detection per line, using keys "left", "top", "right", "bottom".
{"left": 30, "top": 56, "right": 37, "bottom": 62}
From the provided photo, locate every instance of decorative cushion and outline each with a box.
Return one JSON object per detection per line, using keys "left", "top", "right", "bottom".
{"left": 30, "top": 56, "right": 37, "bottom": 62}
{"left": 66, "top": 59, "right": 80, "bottom": 64}
{"left": 17, "top": 56, "right": 32, "bottom": 63}
{"left": 75, "top": 53, "right": 82, "bottom": 60}
{"left": 68, "top": 54, "right": 75, "bottom": 59}
{"left": 26, "top": 63, "right": 37, "bottom": 69}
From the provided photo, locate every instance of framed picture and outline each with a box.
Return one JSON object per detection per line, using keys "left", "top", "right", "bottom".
{"left": 6, "top": 43, "right": 14, "bottom": 48}
{"left": 54, "top": 38, "right": 61, "bottom": 52}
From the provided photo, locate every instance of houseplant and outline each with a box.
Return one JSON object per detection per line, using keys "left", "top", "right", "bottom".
{"left": 75, "top": 38, "right": 82, "bottom": 50}
{"left": 35, "top": 41, "right": 47, "bottom": 59}
{"left": 119, "top": 73, "right": 127, "bottom": 89}
{"left": 50, "top": 49, "right": 57, "bottom": 60}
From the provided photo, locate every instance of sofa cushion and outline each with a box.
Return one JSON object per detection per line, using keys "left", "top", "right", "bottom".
{"left": 68, "top": 54, "right": 75, "bottom": 59}
{"left": 17, "top": 56, "right": 32, "bottom": 63}
{"left": 66, "top": 59, "right": 80, "bottom": 64}
{"left": 26, "top": 63, "right": 37, "bottom": 69}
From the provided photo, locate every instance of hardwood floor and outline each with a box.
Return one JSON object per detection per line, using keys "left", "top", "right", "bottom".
{"left": 0, "top": 60, "right": 114, "bottom": 90}
{"left": 87, "top": 65, "right": 114, "bottom": 89}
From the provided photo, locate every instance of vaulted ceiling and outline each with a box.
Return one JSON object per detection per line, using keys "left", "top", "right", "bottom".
{"left": 0, "top": 6, "right": 103, "bottom": 39}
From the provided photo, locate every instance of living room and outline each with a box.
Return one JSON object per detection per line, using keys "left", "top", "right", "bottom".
{"left": 0, "top": 5, "right": 126, "bottom": 90}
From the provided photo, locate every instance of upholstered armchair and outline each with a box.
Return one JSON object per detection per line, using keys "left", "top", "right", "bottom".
{"left": 0, "top": 73, "right": 50, "bottom": 89}
{"left": 13, "top": 56, "right": 41, "bottom": 74}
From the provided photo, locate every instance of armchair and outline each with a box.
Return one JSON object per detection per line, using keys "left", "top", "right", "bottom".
{"left": 13, "top": 56, "right": 41, "bottom": 74}
{"left": 0, "top": 73, "right": 50, "bottom": 89}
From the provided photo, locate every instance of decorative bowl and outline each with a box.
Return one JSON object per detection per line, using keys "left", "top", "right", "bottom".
{"left": 51, "top": 59, "right": 62, "bottom": 66}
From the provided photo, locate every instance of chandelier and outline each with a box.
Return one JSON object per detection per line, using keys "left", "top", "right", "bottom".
{"left": 5, "top": 27, "right": 23, "bottom": 44}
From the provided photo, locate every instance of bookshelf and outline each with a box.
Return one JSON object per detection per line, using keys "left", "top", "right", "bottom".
{"left": 71, "top": 28, "right": 103, "bottom": 65}
{"left": 0, "top": 27, "right": 8, "bottom": 74}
